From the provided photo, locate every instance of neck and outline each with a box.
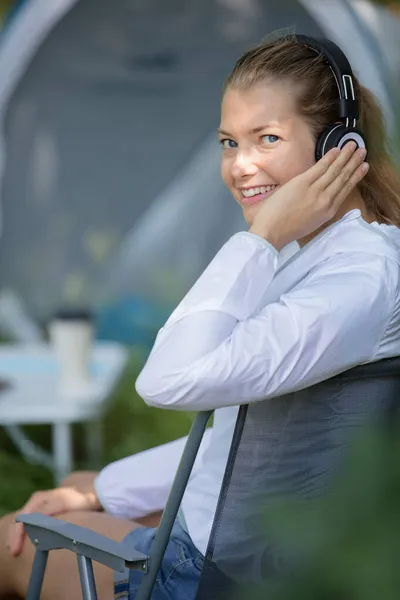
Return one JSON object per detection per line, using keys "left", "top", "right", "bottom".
{"left": 298, "top": 188, "right": 373, "bottom": 248}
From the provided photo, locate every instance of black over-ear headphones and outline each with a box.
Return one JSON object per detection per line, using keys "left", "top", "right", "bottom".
{"left": 294, "top": 34, "right": 367, "bottom": 162}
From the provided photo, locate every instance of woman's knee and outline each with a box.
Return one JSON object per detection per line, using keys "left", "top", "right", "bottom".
{"left": 59, "top": 470, "right": 98, "bottom": 489}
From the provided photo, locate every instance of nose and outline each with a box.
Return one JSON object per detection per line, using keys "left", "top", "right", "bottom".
{"left": 231, "top": 150, "right": 258, "bottom": 179}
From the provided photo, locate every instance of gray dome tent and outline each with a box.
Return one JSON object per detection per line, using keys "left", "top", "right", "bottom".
{"left": 0, "top": 0, "right": 398, "bottom": 346}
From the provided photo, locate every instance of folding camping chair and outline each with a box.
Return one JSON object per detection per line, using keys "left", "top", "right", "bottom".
{"left": 18, "top": 356, "right": 400, "bottom": 599}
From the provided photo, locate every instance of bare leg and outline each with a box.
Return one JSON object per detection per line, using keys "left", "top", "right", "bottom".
{"left": 61, "top": 470, "right": 163, "bottom": 528}
{"left": 59, "top": 469, "right": 98, "bottom": 490}
{"left": 0, "top": 509, "right": 144, "bottom": 600}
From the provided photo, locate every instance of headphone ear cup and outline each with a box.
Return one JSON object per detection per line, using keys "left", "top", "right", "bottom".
{"left": 315, "top": 124, "right": 347, "bottom": 161}
{"left": 315, "top": 124, "right": 367, "bottom": 161}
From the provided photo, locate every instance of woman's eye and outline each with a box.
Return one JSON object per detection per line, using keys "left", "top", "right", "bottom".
{"left": 220, "top": 138, "right": 237, "bottom": 149}
{"left": 261, "top": 134, "right": 280, "bottom": 145}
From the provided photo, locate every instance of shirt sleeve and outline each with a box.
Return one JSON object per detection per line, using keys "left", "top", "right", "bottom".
{"left": 135, "top": 233, "right": 396, "bottom": 411}
{"left": 94, "top": 429, "right": 212, "bottom": 519}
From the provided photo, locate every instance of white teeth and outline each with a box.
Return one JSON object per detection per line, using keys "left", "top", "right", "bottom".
{"left": 241, "top": 185, "right": 277, "bottom": 197}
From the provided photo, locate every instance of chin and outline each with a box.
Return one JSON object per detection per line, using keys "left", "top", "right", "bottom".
{"left": 242, "top": 203, "right": 262, "bottom": 227}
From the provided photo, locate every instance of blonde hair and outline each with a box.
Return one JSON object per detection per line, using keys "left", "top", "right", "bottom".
{"left": 224, "top": 33, "right": 400, "bottom": 226}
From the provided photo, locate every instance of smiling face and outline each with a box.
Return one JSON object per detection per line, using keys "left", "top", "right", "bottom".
{"left": 219, "top": 81, "right": 316, "bottom": 226}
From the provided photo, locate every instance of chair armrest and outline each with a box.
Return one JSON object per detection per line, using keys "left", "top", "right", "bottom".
{"left": 16, "top": 513, "right": 148, "bottom": 573}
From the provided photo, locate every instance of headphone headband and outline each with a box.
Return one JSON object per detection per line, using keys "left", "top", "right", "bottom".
{"left": 294, "top": 34, "right": 358, "bottom": 127}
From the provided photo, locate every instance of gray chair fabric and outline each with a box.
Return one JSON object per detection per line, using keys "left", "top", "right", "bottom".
{"left": 195, "top": 357, "right": 400, "bottom": 599}
{"left": 19, "top": 357, "right": 400, "bottom": 600}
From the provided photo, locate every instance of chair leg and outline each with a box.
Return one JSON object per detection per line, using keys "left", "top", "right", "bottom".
{"left": 77, "top": 554, "right": 98, "bottom": 600}
{"left": 26, "top": 550, "right": 49, "bottom": 600}
{"left": 135, "top": 411, "right": 213, "bottom": 600}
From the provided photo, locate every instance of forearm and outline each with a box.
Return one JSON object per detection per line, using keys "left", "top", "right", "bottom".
{"left": 94, "top": 431, "right": 212, "bottom": 520}
{"left": 136, "top": 233, "right": 279, "bottom": 410}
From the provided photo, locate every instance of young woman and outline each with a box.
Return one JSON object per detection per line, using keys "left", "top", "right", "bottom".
{"left": 2, "top": 32, "right": 400, "bottom": 600}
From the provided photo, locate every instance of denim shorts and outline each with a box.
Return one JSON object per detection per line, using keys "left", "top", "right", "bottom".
{"left": 114, "top": 520, "right": 204, "bottom": 600}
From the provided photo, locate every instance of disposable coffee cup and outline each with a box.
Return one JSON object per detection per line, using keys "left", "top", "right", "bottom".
{"left": 49, "top": 308, "right": 94, "bottom": 393}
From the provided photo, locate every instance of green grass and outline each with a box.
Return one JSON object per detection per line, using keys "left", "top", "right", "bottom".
{"left": 0, "top": 347, "right": 194, "bottom": 516}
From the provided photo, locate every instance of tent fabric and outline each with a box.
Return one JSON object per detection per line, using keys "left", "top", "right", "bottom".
{"left": 0, "top": 0, "right": 398, "bottom": 343}
{"left": 0, "top": 0, "right": 78, "bottom": 237}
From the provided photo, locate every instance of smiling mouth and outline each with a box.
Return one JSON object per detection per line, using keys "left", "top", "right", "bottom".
{"left": 240, "top": 184, "right": 279, "bottom": 205}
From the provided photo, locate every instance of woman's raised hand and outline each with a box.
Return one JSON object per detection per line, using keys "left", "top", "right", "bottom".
{"left": 249, "top": 142, "right": 369, "bottom": 250}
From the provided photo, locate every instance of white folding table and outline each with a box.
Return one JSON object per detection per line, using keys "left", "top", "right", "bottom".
{"left": 0, "top": 341, "right": 128, "bottom": 484}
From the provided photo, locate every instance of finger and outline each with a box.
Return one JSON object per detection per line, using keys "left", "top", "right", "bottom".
{"left": 7, "top": 494, "right": 47, "bottom": 556}
{"left": 314, "top": 141, "right": 360, "bottom": 190}
{"left": 306, "top": 147, "right": 341, "bottom": 184}
{"left": 8, "top": 513, "right": 35, "bottom": 556}
{"left": 7, "top": 506, "right": 32, "bottom": 554}
{"left": 324, "top": 147, "right": 367, "bottom": 200}
{"left": 8, "top": 522, "right": 25, "bottom": 557}
{"left": 9, "top": 492, "right": 67, "bottom": 555}
{"left": 329, "top": 162, "right": 369, "bottom": 212}
{"left": 19, "top": 495, "right": 44, "bottom": 515}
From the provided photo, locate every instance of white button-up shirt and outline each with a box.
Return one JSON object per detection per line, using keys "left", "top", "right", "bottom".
{"left": 96, "top": 209, "right": 400, "bottom": 555}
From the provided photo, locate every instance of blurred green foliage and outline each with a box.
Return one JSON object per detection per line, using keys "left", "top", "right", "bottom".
{"left": 372, "top": 0, "right": 400, "bottom": 9}
{"left": 0, "top": 348, "right": 194, "bottom": 515}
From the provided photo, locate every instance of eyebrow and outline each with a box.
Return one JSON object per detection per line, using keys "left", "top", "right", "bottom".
{"left": 217, "top": 124, "right": 277, "bottom": 136}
